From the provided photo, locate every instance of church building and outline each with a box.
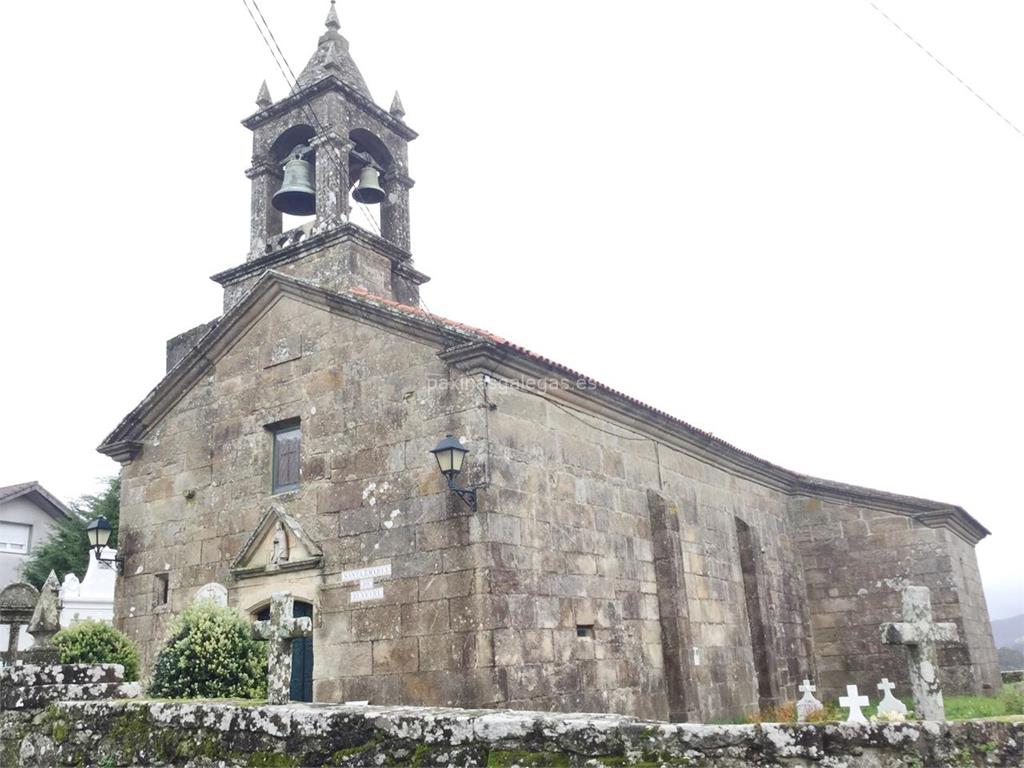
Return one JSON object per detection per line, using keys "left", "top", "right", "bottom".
{"left": 99, "top": 4, "right": 1000, "bottom": 721}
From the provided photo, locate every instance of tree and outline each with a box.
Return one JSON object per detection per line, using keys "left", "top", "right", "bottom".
{"left": 20, "top": 477, "right": 120, "bottom": 589}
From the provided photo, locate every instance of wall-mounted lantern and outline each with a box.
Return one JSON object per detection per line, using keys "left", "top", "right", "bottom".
{"left": 85, "top": 517, "right": 125, "bottom": 571}
{"left": 429, "top": 434, "right": 478, "bottom": 512}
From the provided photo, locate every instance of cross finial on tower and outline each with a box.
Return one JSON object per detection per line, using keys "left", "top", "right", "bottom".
{"left": 325, "top": 0, "right": 340, "bottom": 32}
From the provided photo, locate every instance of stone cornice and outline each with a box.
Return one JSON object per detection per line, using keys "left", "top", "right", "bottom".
{"left": 245, "top": 162, "right": 282, "bottom": 180}
{"left": 438, "top": 341, "right": 990, "bottom": 546}
{"left": 99, "top": 276, "right": 989, "bottom": 548}
{"left": 99, "top": 440, "right": 145, "bottom": 466}
{"left": 241, "top": 76, "right": 418, "bottom": 142}
{"left": 383, "top": 171, "right": 415, "bottom": 189}
{"left": 439, "top": 341, "right": 795, "bottom": 494}
{"left": 914, "top": 508, "right": 990, "bottom": 546}
{"left": 210, "top": 223, "right": 429, "bottom": 288}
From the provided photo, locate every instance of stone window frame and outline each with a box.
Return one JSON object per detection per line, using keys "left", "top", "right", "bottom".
{"left": 267, "top": 418, "right": 302, "bottom": 495}
{"left": 0, "top": 521, "right": 32, "bottom": 555}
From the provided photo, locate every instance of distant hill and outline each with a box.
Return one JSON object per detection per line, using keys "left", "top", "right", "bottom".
{"left": 991, "top": 614, "right": 1024, "bottom": 650}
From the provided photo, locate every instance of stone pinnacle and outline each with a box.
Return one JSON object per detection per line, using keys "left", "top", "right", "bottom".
{"left": 325, "top": 0, "right": 340, "bottom": 32}
{"left": 256, "top": 80, "right": 272, "bottom": 109}
{"left": 390, "top": 91, "right": 406, "bottom": 119}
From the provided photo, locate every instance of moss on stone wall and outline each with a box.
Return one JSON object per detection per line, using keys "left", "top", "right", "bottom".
{"left": 2, "top": 700, "right": 1022, "bottom": 767}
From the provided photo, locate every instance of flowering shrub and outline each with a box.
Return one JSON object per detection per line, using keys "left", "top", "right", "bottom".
{"left": 148, "top": 601, "right": 267, "bottom": 699}
{"left": 53, "top": 619, "right": 140, "bottom": 681}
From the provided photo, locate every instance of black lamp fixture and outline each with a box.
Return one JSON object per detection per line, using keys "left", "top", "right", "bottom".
{"left": 429, "top": 434, "right": 477, "bottom": 511}
{"left": 85, "top": 517, "right": 124, "bottom": 570}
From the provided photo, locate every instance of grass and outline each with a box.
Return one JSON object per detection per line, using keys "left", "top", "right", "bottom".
{"left": 724, "top": 684, "right": 1024, "bottom": 724}
{"left": 945, "top": 685, "right": 1023, "bottom": 720}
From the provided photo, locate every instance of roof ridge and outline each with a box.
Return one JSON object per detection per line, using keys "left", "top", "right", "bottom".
{"left": 97, "top": 274, "right": 986, "bottom": 543}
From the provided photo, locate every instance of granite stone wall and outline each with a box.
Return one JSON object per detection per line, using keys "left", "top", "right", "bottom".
{"left": 790, "top": 495, "right": 1001, "bottom": 700}
{"left": 4, "top": 700, "right": 1022, "bottom": 768}
{"left": 115, "top": 283, "right": 997, "bottom": 724}
{"left": 116, "top": 294, "right": 487, "bottom": 703}
{"left": 479, "top": 381, "right": 816, "bottom": 722}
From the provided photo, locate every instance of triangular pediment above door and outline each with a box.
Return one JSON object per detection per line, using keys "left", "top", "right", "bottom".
{"left": 230, "top": 505, "right": 323, "bottom": 580}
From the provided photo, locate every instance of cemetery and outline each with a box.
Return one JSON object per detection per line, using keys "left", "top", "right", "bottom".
{"left": 2, "top": 580, "right": 1022, "bottom": 766}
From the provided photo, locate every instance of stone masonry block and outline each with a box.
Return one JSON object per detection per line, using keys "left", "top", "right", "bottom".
{"left": 401, "top": 601, "right": 450, "bottom": 636}
{"left": 373, "top": 638, "right": 419, "bottom": 674}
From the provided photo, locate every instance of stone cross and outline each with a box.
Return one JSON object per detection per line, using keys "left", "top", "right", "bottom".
{"left": 0, "top": 582, "right": 39, "bottom": 665}
{"left": 876, "top": 678, "right": 908, "bottom": 716}
{"left": 252, "top": 592, "right": 312, "bottom": 705}
{"left": 880, "top": 585, "right": 959, "bottom": 721}
{"left": 796, "top": 679, "right": 824, "bottom": 722}
{"left": 839, "top": 684, "right": 869, "bottom": 724}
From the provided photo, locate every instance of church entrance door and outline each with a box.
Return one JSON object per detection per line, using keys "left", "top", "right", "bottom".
{"left": 255, "top": 599, "right": 314, "bottom": 702}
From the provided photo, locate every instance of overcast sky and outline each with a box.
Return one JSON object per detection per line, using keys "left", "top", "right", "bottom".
{"left": 0, "top": 2, "right": 1020, "bottom": 620}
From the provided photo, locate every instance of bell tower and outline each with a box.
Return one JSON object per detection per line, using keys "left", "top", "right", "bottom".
{"left": 212, "top": 1, "right": 428, "bottom": 310}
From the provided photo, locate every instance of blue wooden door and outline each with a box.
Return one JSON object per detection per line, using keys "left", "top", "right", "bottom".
{"left": 256, "top": 600, "right": 314, "bottom": 702}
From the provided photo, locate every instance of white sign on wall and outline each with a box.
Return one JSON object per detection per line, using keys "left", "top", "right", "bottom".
{"left": 341, "top": 563, "right": 391, "bottom": 604}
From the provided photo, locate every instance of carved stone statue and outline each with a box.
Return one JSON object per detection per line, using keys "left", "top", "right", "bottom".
{"left": 24, "top": 571, "right": 62, "bottom": 663}
{"left": 270, "top": 522, "right": 289, "bottom": 565}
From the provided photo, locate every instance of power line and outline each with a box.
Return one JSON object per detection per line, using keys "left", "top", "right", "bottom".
{"left": 865, "top": 1, "right": 1023, "bottom": 138}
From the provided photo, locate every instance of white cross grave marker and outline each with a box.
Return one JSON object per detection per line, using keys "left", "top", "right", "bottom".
{"left": 252, "top": 592, "right": 312, "bottom": 705}
{"left": 880, "top": 585, "right": 959, "bottom": 721}
{"left": 876, "top": 678, "right": 908, "bottom": 716}
{"left": 796, "top": 679, "right": 824, "bottom": 722}
{"left": 838, "top": 684, "right": 870, "bottom": 724}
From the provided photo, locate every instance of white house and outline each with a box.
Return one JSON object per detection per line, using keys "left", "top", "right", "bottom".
{"left": 0, "top": 481, "right": 72, "bottom": 588}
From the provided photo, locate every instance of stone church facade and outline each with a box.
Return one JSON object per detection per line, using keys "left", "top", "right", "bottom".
{"left": 99, "top": 5, "right": 1000, "bottom": 722}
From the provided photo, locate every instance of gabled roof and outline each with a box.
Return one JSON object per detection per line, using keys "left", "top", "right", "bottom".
{"left": 98, "top": 270, "right": 990, "bottom": 546}
{"left": 0, "top": 482, "right": 72, "bottom": 521}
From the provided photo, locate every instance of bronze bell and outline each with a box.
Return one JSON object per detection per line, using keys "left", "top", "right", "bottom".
{"left": 352, "top": 165, "right": 386, "bottom": 205}
{"left": 272, "top": 147, "right": 316, "bottom": 216}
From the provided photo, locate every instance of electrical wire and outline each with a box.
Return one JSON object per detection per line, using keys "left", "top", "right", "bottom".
{"left": 865, "top": 1, "right": 1023, "bottom": 138}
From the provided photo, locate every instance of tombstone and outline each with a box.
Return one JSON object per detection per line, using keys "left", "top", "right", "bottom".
{"left": 839, "top": 684, "right": 870, "bottom": 724}
{"left": 194, "top": 582, "right": 228, "bottom": 607}
{"left": 252, "top": 592, "right": 312, "bottom": 704}
{"left": 796, "top": 679, "right": 824, "bottom": 722}
{"left": 876, "top": 678, "right": 908, "bottom": 717}
{"left": 25, "top": 572, "right": 62, "bottom": 664}
{"left": 880, "top": 585, "right": 959, "bottom": 721}
{"left": 0, "top": 582, "right": 39, "bottom": 665}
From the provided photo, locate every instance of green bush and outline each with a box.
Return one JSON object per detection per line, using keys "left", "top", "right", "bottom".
{"left": 149, "top": 601, "right": 267, "bottom": 700}
{"left": 53, "top": 619, "right": 140, "bottom": 681}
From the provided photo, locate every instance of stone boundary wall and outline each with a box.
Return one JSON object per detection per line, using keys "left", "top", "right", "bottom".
{"left": 3, "top": 700, "right": 1022, "bottom": 767}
